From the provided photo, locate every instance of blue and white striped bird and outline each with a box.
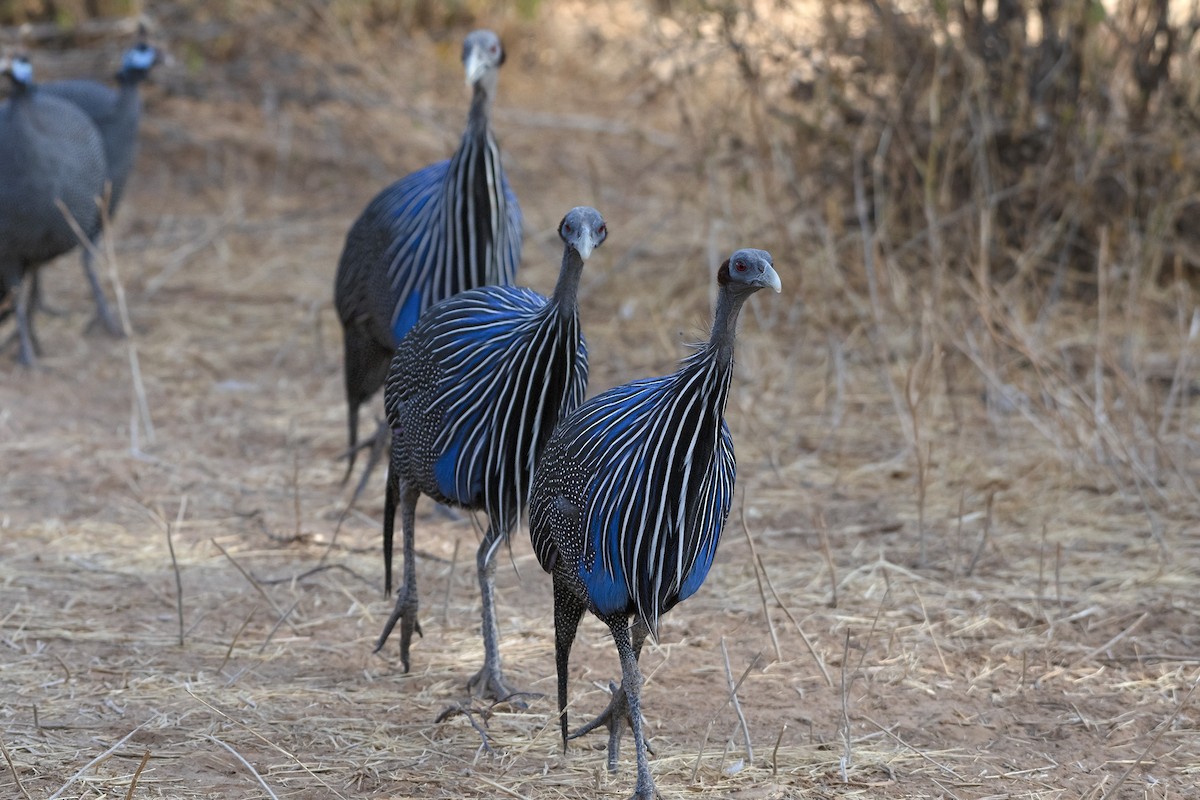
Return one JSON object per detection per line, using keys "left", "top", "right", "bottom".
{"left": 334, "top": 29, "right": 522, "bottom": 496}
{"left": 376, "top": 207, "right": 605, "bottom": 702}
{"left": 529, "top": 248, "right": 781, "bottom": 799}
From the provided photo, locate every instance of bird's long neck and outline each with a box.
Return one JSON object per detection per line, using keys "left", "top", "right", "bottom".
{"left": 441, "top": 75, "right": 510, "bottom": 291}
{"left": 6, "top": 79, "right": 32, "bottom": 102}
{"left": 549, "top": 249, "right": 584, "bottom": 318}
{"left": 706, "top": 286, "right": 749, "bottom": 372}
{"left": 115, "top": 77, "right": 143, "bottom": 117}
{"left": 464, "top": 78, "right": 496, "bottom": 141}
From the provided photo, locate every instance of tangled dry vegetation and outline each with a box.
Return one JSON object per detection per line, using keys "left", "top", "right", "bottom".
{"left": 2, "top": 1, "right": 1200, "bottom": 798}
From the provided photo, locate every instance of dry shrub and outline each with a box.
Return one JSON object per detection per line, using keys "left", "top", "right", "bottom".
{"left": 607, "top": 0, "right": 1200, "bottom": 553}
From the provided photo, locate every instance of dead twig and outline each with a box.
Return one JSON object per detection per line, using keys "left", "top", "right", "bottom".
{"left": 211, "top": 538, "right": 301, "bottom": 635}
{"left": 218, "top": 605, "right": 258, "bottom": 673}
{"left": 435, "top": 701, "right": 497, "bottom": 755}
{"left": 187, "top": 691, "right": 350, "bottom": 800}
{"left": 720, "top": 637, "right": 754, "bottom": 764}
{"left": 864, "top": 715, "right": 965, "bottom": 780}
{"left": 742, "top": 518, "right": 832, "bottom": 687}
{"left": 690, "top": 651, "right": 762, "bottom": 782}
{"left": 48, "top": 718, "right": 154, "bottom": 800}
{"left": 0, "top": 737, "right": 33, "bottom": 800}
{"left": 1097, "top": 677, "right": 1198, "bottom": 800}
{"left": 740, "top": 499, "right": 781, "bottom": 661}
{"left": 122, "top": 751, "right": 152, "bottom": 800}
{"left": 205, "top": 735, "right": 280, "bottom": 800}
{"left": 1070, "top": 612, "right": 1150, "bottom": 669}
{"left": 166, "top": 496, "right": 187, "bottom": 646}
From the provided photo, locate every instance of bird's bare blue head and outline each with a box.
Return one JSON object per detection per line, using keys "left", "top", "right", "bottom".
{"left": 2, "top": 55, "right": 34, "bottom": 89}
{"left": 718, "top": 248, "right": 781, "bottom": 296}
{"left": 558, "top": 206, "right": 607, "bottom": 263}
{"left": 462, "top": 29, "right": 505, "bottom": 88}
{"left": 119, "top": 40, "right": 160, "bottom": 81}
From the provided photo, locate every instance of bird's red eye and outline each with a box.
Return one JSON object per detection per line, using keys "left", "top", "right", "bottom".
{"left": 735, "top": 261, "right": 747, "bottom": 272}
{"left": 564, "top": 224, "right": 573, "bottom": 234}
{"left": 597, "top": 225, "right": 606, "bottom": 236}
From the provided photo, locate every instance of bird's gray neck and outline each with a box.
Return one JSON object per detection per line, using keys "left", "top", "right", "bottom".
{"left": 465, "top": 79, "right": 496, "bottom": 140}
{"left": 550, "top": 250, "right": 585, "bottom": 315}
{"left": 116, "top": 69, "right": 142, "bottom": 87}
{"left": 707, "top": 287, "right": 749, "bottom": 368}
{"left": 6, "top": 80, "right": 32, "bottom": 100}
{"left": 116, "top": 79, "right": 142, "bottom": 113}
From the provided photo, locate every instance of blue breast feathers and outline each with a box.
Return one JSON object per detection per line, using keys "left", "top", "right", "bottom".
{"left": 424, "top": 286, "right": 549, "bottom": 503}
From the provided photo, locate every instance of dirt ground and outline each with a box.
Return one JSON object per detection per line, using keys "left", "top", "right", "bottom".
{"left": 2, "top": 3, "right": 1199, "bottom": 799}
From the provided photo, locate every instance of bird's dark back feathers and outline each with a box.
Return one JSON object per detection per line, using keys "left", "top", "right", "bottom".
{"left": 40, "top": 78, "right": 142, "bottom": 214}
{"left": 0, "top": 87, "right": 107, "bottom": 284}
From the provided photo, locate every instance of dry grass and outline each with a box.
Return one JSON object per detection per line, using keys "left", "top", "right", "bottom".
{"left": 3, "top": 1, "right": 1200, "bottom": 798}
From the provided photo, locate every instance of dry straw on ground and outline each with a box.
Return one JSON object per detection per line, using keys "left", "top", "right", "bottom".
{"left": 3, "top": 1, "right": 1200, "bottom": 798}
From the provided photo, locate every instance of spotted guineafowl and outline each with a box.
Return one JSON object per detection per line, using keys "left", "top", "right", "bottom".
{"left": 529, "top": 249, "right": 781, "bottom": 799}
{"left": 40, "top": 36, "right": 160, "bottom": 335}
{"left": 334, "top": 29, "right": 523, "bottom": 502}
{"left": 0, "top": 55, "right": 107, "bottom": 366}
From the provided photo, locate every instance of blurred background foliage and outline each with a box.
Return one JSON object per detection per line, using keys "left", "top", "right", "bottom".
{"left": 4, "top": 0, "right": 1197, "bottom": 299}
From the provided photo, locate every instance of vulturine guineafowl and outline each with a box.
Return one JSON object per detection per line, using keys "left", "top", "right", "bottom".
{"left": 40, "top": 36, "right": 161, "bottom": 336}
{"left": 0, "top": 55, "right": 107, "bottom": 366}
{"left": 529, "top": 248, "right": 781, "bottom": 799}
{"left": 376, "top": 207, "right": 605, "bottom": 702}
{"left": 334, "top": 29, "right": 522, "bottom": 501}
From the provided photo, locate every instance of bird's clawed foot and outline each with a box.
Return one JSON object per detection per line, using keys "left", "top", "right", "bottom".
{"left": 374, "top": 584, "right": 422, "bottom": 671}
{"left": 466, "top": 666, "right": 540, "bottom": 709}
{"left": 630, "top": 772, "right": 661, "bottom": 800}
{"left": 569, "top": 680, "right": 654, "bottom": 770}
{"left": 434, "top": 700, "right": 497, "bottom": 753}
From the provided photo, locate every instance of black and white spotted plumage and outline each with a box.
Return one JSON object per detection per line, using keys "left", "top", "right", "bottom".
{"left": 529, "top": 248, "right": 781, "bottom": 799}
{"left": 375, "top": 207, "right": 605, "bottom": 702}
{"left": 0, "top": 55, "right": 107, "bottom": 365}
{"left": 38, "top": 38, "right": 160, "bottom": 336}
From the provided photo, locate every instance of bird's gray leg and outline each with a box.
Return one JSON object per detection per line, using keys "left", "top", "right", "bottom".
{"left": 553, "top": 573, "right": 586, "bottom": 750}
{"left": 81, "top": 242, "right": 124, "bottom": 337}
{"left": 27, "top": 270, "right": 67, "bottom": 317}
{"left": 608, "top": 617, "right": 658, "bottom": 800}
{"left": 344, "top": 418, "right": 390, "bottom": 508}
{"left": 466, "top": 522, "right": 534, "bottom": 705}
{"left": 374, "top": 478, "right": 422, "bottom": 670}
{"left": 570, "top": 616, "right": 652, "bottom": 768}
{"left": 14, "top": 275, "right": 39, "bottom": 366}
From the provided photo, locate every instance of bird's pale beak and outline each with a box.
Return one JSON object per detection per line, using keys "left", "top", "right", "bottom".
{"left": 574, "top": 235, "right": 596, "bottom": 262}
{"left": 758, "top": 263, "right": 782, "bottom": 293}
{"left": 464, "top": 48, "right": 488, "bottom": 86}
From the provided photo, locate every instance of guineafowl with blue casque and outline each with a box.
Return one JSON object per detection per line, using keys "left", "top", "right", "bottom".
{"left": 39, "top": 36, "right": 161, "bottom": 336}
{"left": 0, "top": 55, "right": 108, "bottom": 366}
{"left": 334, "top": 29, "right": 522, "bottom": 500}
{"left": 529, "top": 248, "right": 781, "bottom": 799}
{"left": 376, "top": 207, "right": 604, "bottom": 702}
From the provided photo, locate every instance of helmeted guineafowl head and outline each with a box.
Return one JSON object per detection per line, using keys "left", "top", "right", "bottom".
{"left": 558, "top": 206, "right": 607, "bottom": 263}
{"left": 2, "top": 55, "right": 34, "bottom": 90}
{"left": 462, "top": 29, "right": 505, "bottom": 88}
{"left": 118, "top": 41, "right": 160, "bottom": 83}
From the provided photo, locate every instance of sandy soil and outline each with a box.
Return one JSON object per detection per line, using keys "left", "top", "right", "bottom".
{"left": 2, "top": 3, "right": 1198, "bottom": 798}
